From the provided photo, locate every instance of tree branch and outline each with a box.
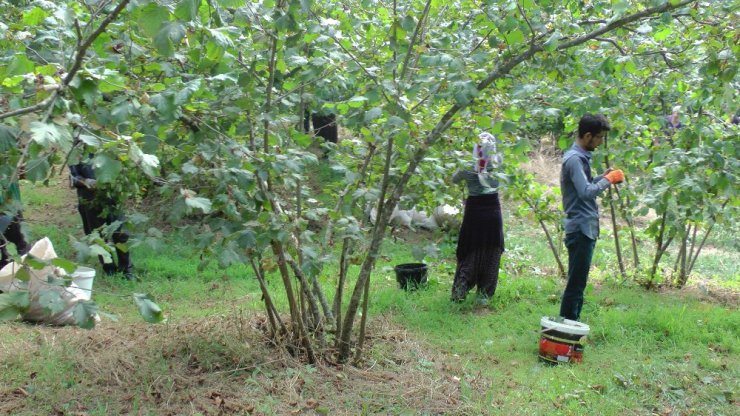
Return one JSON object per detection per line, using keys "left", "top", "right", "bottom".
{"left": 595, "top": 37, "right": 626, "bottom": 55}
{"left": 517, "top": 1, "right": 537, "bottom": 48}
{"left": 557, "top": 0, "right": 696, "bottom": 51}
{"left": 399, "top": 0, "right": 432, "bottom": 83}
{"left": 0, "top": 0, "right": 132, "bottom": 122}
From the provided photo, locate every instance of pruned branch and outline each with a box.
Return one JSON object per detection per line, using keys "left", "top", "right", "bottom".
{"left": 579, "top": 19, "right": 608, "bottom": 25}
{"left": 595, "top": 37, "right": 626, "bottom": 55}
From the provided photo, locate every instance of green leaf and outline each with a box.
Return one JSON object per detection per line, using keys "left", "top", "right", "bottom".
{"left": 385, "top": 116, "right": 406, "bottom": 128}
{"left": 51, "top": 258, "right": 77, "bottom": 274}
{"left": 636, "top": 23, "right": 652, "bottom": 34}
{"left": 92, "top": 154, "right": 122, "bottom": 183}
{"left": 364, "top": 107, "right": 383, "bottom": 123}
{"left": 347, "top": 96, "right": 368, "bottom": 108}
{"left": 185, "top": 196, "right": 212, "bottom": 213}
{"left": 89, "top": 244, "right": 113, "bottom": 264}
{"left": 612, "top": 0, "right": 629, "bottom": 15}
{"left": 128, "top": 142, "right": 160, "bottom": 177}
{"left": 24, "top": 157, "right": 50, "bottom": 182}
{"left": 0, "top": 125, "right": 18, "bottom": 152}
{"left": 70, "top": 78, "right": 98, "bottom": 107}
{"left": 500, "top": 120, "right": 518, "bottom": 133}
{"left": 38, "top": 289, "right": 66, "bottom": 315}
{"left": 400, "top": 16, "right": 416, "bottom": 32}
{"left": 22, "top": 7, "right": 49, "bottom": 26}
{"left": 218, "top": 246, "right": 241, "bottom": 268}
{"left": 175, "top": 0, "right": 198, "bottom": 21}
{"left": 138, "top": 3, "right": 170, "bottom": 38}
{"left": 73, "top": 301, "right": 98, "bottom": 329}
{"left": 504, "top": 29, "right": 525, "bottom": 46}
{"left": 154, "top": 22, "right": 187, "bottom": 57}
{"left": 653, "top": 27, "right": 673, "bottom": 41}
{"left": 150, "top": 93, "right": 177, "bottom": 120}
{"left": 292, "top": 132, "right": 312, "bottom": 147}
{"left": 98, "top": 72, "right": 127, "bottom": 93}
{"left": 206, "top": 41, "right": 225, "bottom": 61}
{"left": 217, "top": 0, "right": 246, "bottom": 7}
{"left": 300, "top": 0, "right": 313, "bottom": 12}
{"left": 6, "top": 55, "right": 34, "bottom": 76}
{"left": 78, "top": 134, "right": 102, "bottom": 147}
{"left": 15, "top": 267, "right": 31, "bottom": 282}
{"left": 133, "top": 293, "right": 164, "bottom": 323}
{"left": 0, "top": 291, "right": 30, "bottom": 320}
{"left": 237, "top": 229, "right": 257, "bottom": 249}
{"left": 29, "top": 122, "right": 61, "bottom": 146}
{"left": 543, "top": 31, "right": 560, "bottom": 51}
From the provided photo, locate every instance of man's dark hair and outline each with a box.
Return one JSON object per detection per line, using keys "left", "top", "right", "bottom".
{"left": 578, "top": 114, "right": 611, "bottom": 138}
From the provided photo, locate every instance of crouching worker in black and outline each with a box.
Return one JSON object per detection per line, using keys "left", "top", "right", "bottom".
{"left": 69, "top": 157, "right": 135, "bottom": 280}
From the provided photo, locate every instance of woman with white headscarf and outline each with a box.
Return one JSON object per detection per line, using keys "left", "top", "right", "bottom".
{"left": 450, "top": 132, "right": 505, "bottom": 304}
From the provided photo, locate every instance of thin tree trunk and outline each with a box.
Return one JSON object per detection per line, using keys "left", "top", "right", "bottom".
{"left": 607, "top": 188, "right": 627, "bottom": 279}
{"left": 603, "top": 135, "right": 631, "bottom": 277}
{"left": 676, "top": 223, "right": 690, "bottom": 288}
{"left": 538, "top": 217, "right": 566, "bottom": 280}
{"left": 614, "top": 186, "right": 640, "bottom": 270}
{"left": 288, "top": 259, "right": 322, "bottom": 331}
{"left": 649, "top": 211, "right": 673, "bottom": 288}
{"left": 687, "top": 223, "right": 712, "bottom": 276}
{"left": 249, "top": 257, "right": 287, "bottom": 337}
{"left": 334, "top": 239, "right": 351, "bottom": 339}
{"left": 337, "top": 128, "right": 395, "bottom": 360}
{"left": 523, "top": 196, "right": 565, "bottom": 279}
{"left": 329, "top": 146, "right": 377, "bottom": 337}
{"left": 686, "top": 200, "right": 728, "bottom": 282}
{"left": 272, "top": 241, "right": 316, "bottom": 363}
{"left": 353, "top": 267, "right": 372, "bottom": 363}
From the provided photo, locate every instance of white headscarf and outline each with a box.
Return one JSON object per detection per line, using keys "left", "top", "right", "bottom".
{"left": 473, "top": 132, "right": 502, "bottom": 188}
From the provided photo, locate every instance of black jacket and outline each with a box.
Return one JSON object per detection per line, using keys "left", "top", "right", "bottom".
{"left": 69, "top": 158, "right": 97, "bottom": 201}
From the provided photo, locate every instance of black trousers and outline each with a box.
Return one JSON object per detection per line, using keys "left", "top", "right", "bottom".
{"left": 559, "top": 231, "right": 596, "bottom": 321}
{"left": 77, "top": 199, "right": 131, "bottom": 274}
{"left": 0, "top": 212, "right": 29, "bottom": 268}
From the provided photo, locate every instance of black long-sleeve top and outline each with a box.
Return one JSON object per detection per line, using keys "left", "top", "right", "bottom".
{"left": 69, "top": 158, "right": 96, "bottom": 200}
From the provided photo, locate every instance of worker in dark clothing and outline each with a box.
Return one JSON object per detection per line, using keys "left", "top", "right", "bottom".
{"left": 559, "top": 114, "right": 624, "bottom": 321}
{"left": 304, "top": 110, "right": 338, "bottom": 144}
{"left": 0, "top": 180, "right": 29, "bottom": 269}
{"left": 69, "top": 157, "right": 134, "bottom": 280}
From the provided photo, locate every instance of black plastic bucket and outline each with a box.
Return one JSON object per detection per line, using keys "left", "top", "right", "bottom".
{"left": 394, "top": 263, "right": 428, "bottom": 290}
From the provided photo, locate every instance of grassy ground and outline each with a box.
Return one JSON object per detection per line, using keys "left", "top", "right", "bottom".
{"left": 0, "top": 175, "right": 737, "bottom": 415}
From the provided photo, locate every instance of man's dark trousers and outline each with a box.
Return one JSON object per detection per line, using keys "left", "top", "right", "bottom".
{"left": 78, "top": 200, "right": 131, "bottom": 275}
{"left": 560, "top": 231, "right": 596, "bottom": 321}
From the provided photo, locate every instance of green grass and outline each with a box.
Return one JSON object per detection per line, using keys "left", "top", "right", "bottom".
{"left": 1, "top": 178, "right": 737, "bottom": 415}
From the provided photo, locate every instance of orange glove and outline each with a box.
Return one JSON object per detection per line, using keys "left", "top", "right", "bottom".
{"left": 604, "top": 169, "right": 625, "bottom": 185}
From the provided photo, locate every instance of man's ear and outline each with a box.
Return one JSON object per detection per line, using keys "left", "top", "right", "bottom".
{"left": 582, "top": 132, "right": 592, "bottom": 143}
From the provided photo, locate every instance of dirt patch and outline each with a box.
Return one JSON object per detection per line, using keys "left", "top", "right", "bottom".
{"left": 521, "top": 152, "right": 560, "bottom": 187}
{"left": 0, "top": 315, "right": 472, "bottom": 415}
{"left": 670, "top": 281, "right": 739, "bottom": 308}
{"left": 21, "top": 171, "right": 80, "bottom": 230}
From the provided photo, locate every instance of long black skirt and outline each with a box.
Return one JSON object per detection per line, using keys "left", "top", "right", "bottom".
{"left": 452, "top": 193, "right": 504, "bottom": 301}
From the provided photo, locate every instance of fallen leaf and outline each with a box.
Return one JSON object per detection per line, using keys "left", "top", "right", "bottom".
{"left": 306, "top": 398, "right": 319, "bottom": 409}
